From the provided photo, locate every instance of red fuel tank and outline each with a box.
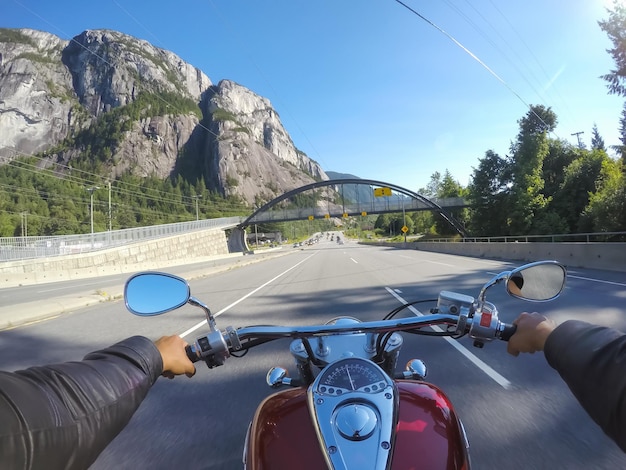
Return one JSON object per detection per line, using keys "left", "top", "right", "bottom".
{"left": 244, "top": 381, "right": 469, "bottom": 470}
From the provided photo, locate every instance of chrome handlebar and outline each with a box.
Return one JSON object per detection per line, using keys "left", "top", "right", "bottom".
{"left": 185, "top": 312, "right": 513, "bottom": 367}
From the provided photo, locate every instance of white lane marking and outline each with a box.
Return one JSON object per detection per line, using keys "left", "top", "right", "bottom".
{"left": 180, "top": 253, "right": 317, "bottom": 339}
{"left": 424, "top": 260, "right": 455, "bottom": 267}
{"left": 397, "top": 254, "right": 454, "bottom": 267}
{"left": 350, "top": 258, "right": 358, "bottom": 264}
{"left": 385, "top": 287, "right": 513, "bottom": 389}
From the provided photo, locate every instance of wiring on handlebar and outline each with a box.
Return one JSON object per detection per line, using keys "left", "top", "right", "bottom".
{"left": 230, "top": 337, "right": 275, "bottom": 357}
{"left": 375, "top": 298, "right": 469, "bottom": 358}
{"left": 376, "top": 299, "right": 438, "bottom": 356}
{"left": 230, "top": 349, "right": 248, "bottom": 358}
{"left": 383, "top": 299, "right": 438, "bottom": 320}
{"left": 301, "top": 338, "right": 326, "bottom": 367}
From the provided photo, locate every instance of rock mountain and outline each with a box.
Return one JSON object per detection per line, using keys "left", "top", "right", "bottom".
{"left": 0, "top": 28, "right": 329, "bottom": 205}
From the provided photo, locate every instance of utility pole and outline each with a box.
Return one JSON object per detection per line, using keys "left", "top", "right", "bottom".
{"left": 86, "top": 186, "right": 100, "bottom": 236}
{"left": 192, "top": 195, "right": 200, "bottom": 221}
{"left": 107, "top": 181, "right": 112, "bottom": 231}
{"left": 20, "top": 212, "right": 28, "bottom": 238}
{"left": 571, "top": 131, "right": 584, "bottom": 149}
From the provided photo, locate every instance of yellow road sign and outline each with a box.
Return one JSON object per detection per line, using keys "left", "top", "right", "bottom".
{"left": 308, "top": 215, "right": 314, "bottom": 220}
{"left": 401, "top": 225, "right": 409, "bottom": 233}
{"left": 361, "top": 211, "right": 367, "bottom": 217}
{"left": 374, "top": 187, "right": 392, "bottom": 197}
{"left": 324, "top": 214, "right": 330, "bottom": 219}
{"left": 342, "top": 213, "right": 348, "bottom": 218}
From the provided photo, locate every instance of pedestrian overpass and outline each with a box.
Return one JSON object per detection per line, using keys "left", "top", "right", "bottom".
{"left": 228, "top": 179, "right": 468, "bottom": 252}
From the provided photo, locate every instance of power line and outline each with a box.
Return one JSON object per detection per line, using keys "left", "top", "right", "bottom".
{"left": 392, "top": 0, "right": 558, "bottom": 140}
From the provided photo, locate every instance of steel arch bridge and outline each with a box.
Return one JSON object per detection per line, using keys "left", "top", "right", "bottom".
{"left": 228, "top": 178, "right": 468, "bottom": 252}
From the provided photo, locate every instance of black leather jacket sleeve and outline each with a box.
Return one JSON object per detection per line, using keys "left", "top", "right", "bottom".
{"left": 0, "top": 336, "right": 163, "bottom": 470}
{"left": 544, "top": 320, "right": 626, "bottom": 452}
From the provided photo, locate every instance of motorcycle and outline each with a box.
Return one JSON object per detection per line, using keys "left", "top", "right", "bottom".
{"left": 124, "top": 260, "right": 567, "bottom": 470}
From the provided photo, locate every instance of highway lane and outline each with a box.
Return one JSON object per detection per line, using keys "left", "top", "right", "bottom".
{"left": 0, "top": 236, "right": 625, "bottom": 469}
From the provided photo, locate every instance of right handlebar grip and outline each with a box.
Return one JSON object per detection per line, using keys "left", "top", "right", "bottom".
{"left": 186, "top": 345, "right": 200, "bottom": 363}
{"left": 499, "top": 323, "right": 517, "bottom": 342}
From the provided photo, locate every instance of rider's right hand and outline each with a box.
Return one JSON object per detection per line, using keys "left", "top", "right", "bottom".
{"left": 155, "top": 335, "right": 196, "bottom": 378}
{"left": 507, "top": 312, "right": 556, "bottom": 357}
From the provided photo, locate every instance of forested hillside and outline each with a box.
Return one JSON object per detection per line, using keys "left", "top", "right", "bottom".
{"left": 0, "top": 158, "right": 247, "bottom": 237}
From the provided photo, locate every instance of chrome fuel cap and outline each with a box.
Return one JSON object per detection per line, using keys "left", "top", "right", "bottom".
{"left": 335, "top": 404, "right": 377, "bottom": 441}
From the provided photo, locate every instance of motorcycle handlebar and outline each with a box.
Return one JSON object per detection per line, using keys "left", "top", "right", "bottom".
{"left": 186, "top": 314, "right": 518, "bottom": 366}
{"left": 498, "top": 323, "right": 517, "bottom": 341}
{"left": 185, "top": 345, "right": 200, "bottom": 363}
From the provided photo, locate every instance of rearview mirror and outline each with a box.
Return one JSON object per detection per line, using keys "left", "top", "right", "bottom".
{"left": 125, "top": 272, "right": 190, "bottom": 316}
{"left": 506, "top": 261, "right": 566, "bottom": 301}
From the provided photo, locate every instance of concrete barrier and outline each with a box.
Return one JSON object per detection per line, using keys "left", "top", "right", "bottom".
{"left": 0, "top": 227, "right": 232, "bottom": 287}
{"left": 405, "top": 241, "right": 625, "bottom": 272}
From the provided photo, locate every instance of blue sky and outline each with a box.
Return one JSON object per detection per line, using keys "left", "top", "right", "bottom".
{"left": 2, "top": 0, "right": 623, "bottom": 191}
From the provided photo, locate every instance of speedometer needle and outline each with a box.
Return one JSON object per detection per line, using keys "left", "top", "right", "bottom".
{"left": 346, "top": 367, "right": 356, "bottom": 390}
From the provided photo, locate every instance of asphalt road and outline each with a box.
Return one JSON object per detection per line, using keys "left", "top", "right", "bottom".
{"left": 1, "top": 236, "right": 625, "bottom": 469}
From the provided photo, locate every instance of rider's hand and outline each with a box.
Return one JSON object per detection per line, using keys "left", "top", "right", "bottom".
{"left": 507, "top": 312, "right": 556, "bottom": 357}
{"left": 155, "top": 335, "right": 196, "bottom": 379}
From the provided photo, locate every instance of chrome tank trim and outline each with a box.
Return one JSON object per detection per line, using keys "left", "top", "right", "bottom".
{"left": 307, "top": 357, "right": 398, "bottom": 470}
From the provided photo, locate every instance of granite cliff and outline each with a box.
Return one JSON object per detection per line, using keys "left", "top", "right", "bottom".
{"left": 0, "top": 28, "right": 328, "bottom": 206}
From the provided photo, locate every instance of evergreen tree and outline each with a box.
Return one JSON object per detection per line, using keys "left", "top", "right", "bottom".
{"left": 467, "top": 150, "right": 511, "bottom": 236}
{"left": 591, "top": 123, "right": 606, "bottom": 151}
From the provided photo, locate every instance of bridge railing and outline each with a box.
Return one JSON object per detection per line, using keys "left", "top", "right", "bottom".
{"left": 0, "top": 216, "right": 242, "bottom": 262}
{"left": 249, "top": 197, "right": 466, "bottom": 223}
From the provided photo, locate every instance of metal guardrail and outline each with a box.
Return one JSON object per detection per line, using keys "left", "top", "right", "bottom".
{"left": 422, "top": 232, "right": 626, "bottom": 243}
{"left": 0, "top": 217, "right": 242, "bottom": 262}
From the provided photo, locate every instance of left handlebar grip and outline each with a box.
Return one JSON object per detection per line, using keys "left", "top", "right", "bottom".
{"left": 186, "top": 344, "right": 200, "bottom": 363}
{"left": 498, "top": 323, "right": 517, "bottom": 341}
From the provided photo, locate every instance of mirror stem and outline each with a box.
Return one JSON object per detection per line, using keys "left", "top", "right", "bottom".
{"left": 189, "top": 296, "right": 218, "bottom": 332}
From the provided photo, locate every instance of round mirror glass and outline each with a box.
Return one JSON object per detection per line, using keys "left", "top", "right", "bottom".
{"left": 125, "top": 272, "right": 190, "bottom": 316}
{"left": 506, "top": 262, "right": 566, "bottom": 301}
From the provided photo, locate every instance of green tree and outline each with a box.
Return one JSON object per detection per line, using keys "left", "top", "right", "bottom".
{"left": 508, "top": 105, "right": 557, "bottom": 234}
{"left": 591, "top": 123, "right": 607, "bottom": 151}
{"left": 551, "top": 149, "right": 609, "bottom": 232}
{"left": 374, "top": 214, "right": 391, "bottom": 233}
{"left": 581, "top": 158, "right": 626, "bottom": 231}
{"left": 599, "top": 4, "right": 626, "bottom": 165}
{"left": 434, "top": 170, "right": 467, "bottom": 236}
{"left": 467, "top": 150, "right": 511, "bottom": 236}
{"left": 542, "top": 139, "right": 580, "bottom": 197}
{"left": 599, "top": 3, "right": 626, "bottom": 97}
{"left": 612, "top": 103, "right": 626, "bottom": 163}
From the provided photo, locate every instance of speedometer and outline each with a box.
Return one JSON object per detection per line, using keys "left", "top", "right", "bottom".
{"left": 317, "top": 358, "right": 388, "bottom": 395}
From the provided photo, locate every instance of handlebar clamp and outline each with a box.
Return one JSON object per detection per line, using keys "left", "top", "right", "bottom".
{"left": 226, "top": 326, "right": 241, "bottom": 351}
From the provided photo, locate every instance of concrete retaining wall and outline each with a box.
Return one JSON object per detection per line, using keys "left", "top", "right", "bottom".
{"left": 0, "top": 228, "right": 231, "bottom": 287}
{"left": 413, "top": 241, "right": 626, "bottom": 272}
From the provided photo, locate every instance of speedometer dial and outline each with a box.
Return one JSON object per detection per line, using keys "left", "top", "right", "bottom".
{"left": 317, "top": 358, "right": 388, "bottom": 395}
